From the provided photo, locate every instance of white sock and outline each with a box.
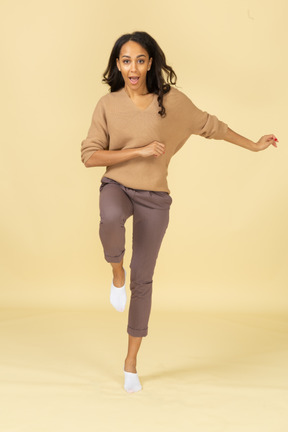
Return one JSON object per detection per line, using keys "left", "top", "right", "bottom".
{"left": 110, "top": 269, "right": 126, "bottom": 312}
{"left": 124, "top": 370, "right": 142, "bottom": 393}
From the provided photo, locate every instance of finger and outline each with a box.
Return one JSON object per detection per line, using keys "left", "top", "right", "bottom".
{"left": 267, "top": 134, "right": 278, "bottom": 142}
{"left": 265, "top": 137, "right": 277, "bottom": 148}
{"left": 155, "top": 146, "right": 165, "bottom": 154}
{"left": 153, "top": 147, "right": 161, "bottom": 156}
{"left": 267, "top": 139, "right": 277, "bottom": 148}
{"left": 155, "top": 141, "right": 165, "bottom": 149}
{"left": 154, "top": 148, "right": 164, "bottom": 157}
{"left": 155, "top": 145, "right": 165, "bottom": 154}
{"left": 268, "top": 136, "right": 278, "bottom": 147}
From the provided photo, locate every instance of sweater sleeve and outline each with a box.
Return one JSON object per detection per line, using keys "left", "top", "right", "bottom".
{"left": 81, "top": 97, "right": 109, "bottom": 165}
{"left": 195, "top": 111, "right": 228, "bottom": 140}
{"left": 184, "top": 93, "right": 228, "bottom": 140}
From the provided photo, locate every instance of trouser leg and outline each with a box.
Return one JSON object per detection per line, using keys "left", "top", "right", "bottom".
{"left": 127, "top": 191, "right": 172, "bottom": 337}
{"left": 99, "top": 181, "right": 133, "bottom": 263}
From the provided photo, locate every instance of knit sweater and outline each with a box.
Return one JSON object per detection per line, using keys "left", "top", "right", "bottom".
{"left": 81, "top": 87, "right": 228, "bottom": 193}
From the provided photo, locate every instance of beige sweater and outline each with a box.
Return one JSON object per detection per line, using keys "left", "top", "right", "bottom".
{"left": 81, "top": 87, "right": 228, "bottom": 193}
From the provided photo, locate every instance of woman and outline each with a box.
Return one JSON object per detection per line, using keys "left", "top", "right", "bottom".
{"left": 81, "top": 31, "right": 278, "bottom": 393}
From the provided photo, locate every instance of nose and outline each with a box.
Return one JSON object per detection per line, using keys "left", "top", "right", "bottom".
{"left": 130, "top": 60, "right": 138, "bottom": 73}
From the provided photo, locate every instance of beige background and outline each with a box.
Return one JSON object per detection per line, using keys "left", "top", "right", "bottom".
{"left": 0, "top": 1, "right": 288, "bottom": 430}
{"left": 1, "top": 0, "right": 287, "bottom": 311}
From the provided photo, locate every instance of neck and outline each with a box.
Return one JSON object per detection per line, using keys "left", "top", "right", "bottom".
{"left": 124, "top": 84, "right": 149, "bottom": 99}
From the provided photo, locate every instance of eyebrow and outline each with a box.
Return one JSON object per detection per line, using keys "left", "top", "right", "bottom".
{"left": 121, "top": 54, "right": 147, "bottom": 58}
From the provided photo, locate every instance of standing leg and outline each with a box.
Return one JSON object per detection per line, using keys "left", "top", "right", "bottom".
{"left": 127, "top": 191, "right": 171, "bottom": 338}
{"left": 123, "top": 335, "right": 143, "bottom": 393}
{"left": 124, "top": 190, "right": 172, "bottom": 392}
{"left": 125, "top": 334, "right": 142, "bottom": 373}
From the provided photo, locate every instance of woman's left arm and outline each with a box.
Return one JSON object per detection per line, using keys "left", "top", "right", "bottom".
{"left": 223, "top": 127, "right": 278, "bottom": 152}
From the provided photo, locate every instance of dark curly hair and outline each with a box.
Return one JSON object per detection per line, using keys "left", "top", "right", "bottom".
{"left": 102, "top": 31, "right": 177, "bottom": 117}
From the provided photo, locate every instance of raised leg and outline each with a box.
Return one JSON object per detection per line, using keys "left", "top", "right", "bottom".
{"left": 111, "top": 259, "right": 125, "bottom": 287}
{"left": 99, "top": 183, "right": 133, "bottom": 264}
{"left": 99, "top": 182, "right": 133, "bottom": 312}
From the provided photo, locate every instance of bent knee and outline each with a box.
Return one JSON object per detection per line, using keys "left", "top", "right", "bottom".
{"left": 100, "top": 209, "right": 126, "bottom": 227}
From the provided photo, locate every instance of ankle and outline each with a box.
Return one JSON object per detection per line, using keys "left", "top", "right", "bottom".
{"left": 111, "top": 260, "right": 123, "bottom": 272}
{"left": 112, "top": 266, "right": 125, "bottom": 288}
{"left": 124, "top": 357, "right": 137, "bottom": 373}
{"left": 112, "top": 266, "right": 124, "bottom": 275}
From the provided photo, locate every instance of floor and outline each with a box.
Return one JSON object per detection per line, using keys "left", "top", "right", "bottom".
{"left": 0, "top": 308, "right": 288, "bottom": 432}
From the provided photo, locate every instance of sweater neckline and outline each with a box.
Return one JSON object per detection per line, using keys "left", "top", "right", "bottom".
{"left": 120, "top": 88, "right": 156, "bottom": 112}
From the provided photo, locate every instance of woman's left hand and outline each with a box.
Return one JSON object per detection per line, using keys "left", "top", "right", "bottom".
{"left": 254, "top": 134, "right": 278, "bottom": 151}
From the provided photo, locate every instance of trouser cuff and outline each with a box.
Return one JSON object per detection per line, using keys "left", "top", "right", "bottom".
{"left": 127, "top": 325, "right": 148, "bottom": 338}
{"left": 104, "top": 250, "right": 125, "bottom": 263}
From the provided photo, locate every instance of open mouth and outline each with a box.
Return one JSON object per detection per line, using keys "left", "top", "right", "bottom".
{"left": 129, "top": 77, "right": 139, "bottom": 85}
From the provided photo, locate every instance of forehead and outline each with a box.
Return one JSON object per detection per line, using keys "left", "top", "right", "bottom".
{"left": 119, "top": 40, "right": 149, "bottom": 57}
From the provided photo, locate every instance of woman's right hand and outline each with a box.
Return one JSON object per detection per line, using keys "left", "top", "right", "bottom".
{"left": 138, "top": 141, "right": 166, "bottom": 158}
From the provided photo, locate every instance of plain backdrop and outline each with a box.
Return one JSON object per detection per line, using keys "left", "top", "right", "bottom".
{"left": 1, "top": 2, "right": 288, "bottom": 432}
{"left": 0, "top": 0, "right": 287, "bottom": 312}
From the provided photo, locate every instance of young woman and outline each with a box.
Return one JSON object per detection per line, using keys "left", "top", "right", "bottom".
{"left": 81, "top": 31, "right": 278, "bottom": 393}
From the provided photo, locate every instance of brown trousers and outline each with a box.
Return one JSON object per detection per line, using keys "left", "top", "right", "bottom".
{"left": 99, "top": 177, "right": 172, "bottom": 337}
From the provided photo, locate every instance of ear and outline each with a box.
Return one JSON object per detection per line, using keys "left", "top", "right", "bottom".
{"left": 116, "top": 58, "right": 120, "bottom": 71}
{"left": 148, "top": 57, "right": 153, "bottom": 71}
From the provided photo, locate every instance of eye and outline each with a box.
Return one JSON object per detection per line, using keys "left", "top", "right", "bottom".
{"left": 123, "top": 59, "right": 130, "bottom": 64}
{"left": 138, "top": 59, "right": 145, "bottom": 64}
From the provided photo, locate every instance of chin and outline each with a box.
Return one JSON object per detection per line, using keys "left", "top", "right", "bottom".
{"left": 126, "top": 80, "right": 143, "bottom": 89}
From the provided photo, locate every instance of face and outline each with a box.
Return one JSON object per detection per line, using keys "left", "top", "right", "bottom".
{"left": 116, "top": 41, "right": 152, "bottom": 93}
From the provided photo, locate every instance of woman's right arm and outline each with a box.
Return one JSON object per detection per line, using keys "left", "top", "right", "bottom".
{"left": 84, "top": 141, "right": 165, "bottom": 167}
